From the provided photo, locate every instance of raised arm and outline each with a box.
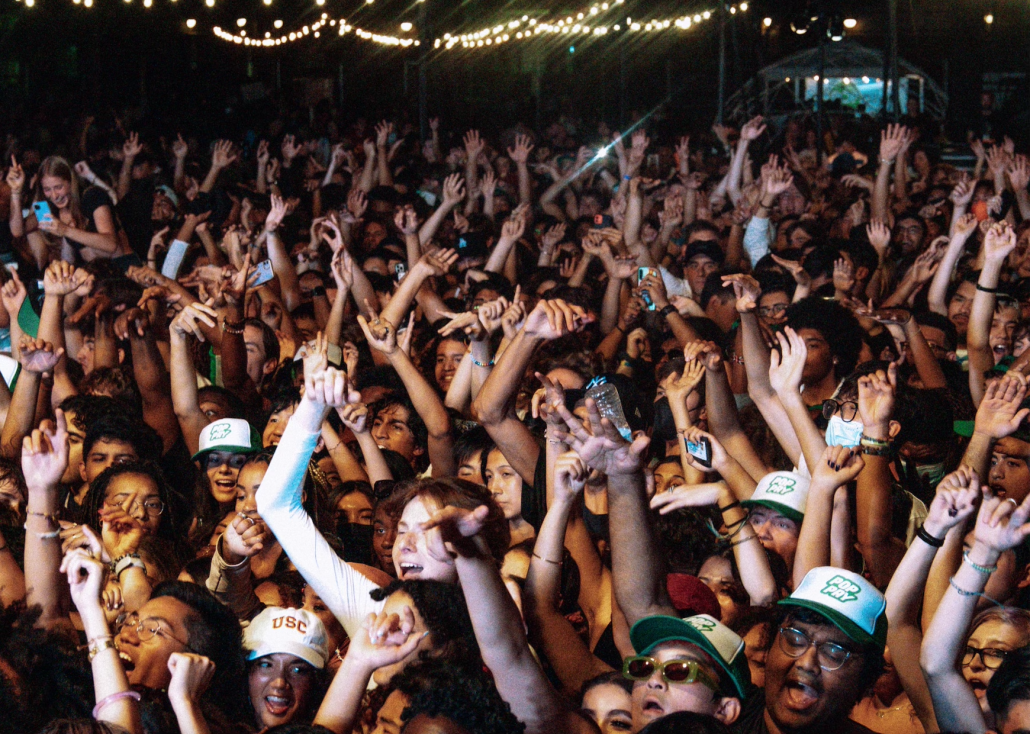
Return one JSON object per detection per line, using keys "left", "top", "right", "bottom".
{"left": 419, "top": 174, "right": 465, "bottom": 246}
{"left": 264, "top": 195, "right": 303, "bottom": 312}
{"left": 115, "top": 309, "right": 180, "bottom": 454}
{"left": 0, "top": 337, "right": 63, "bottom": 458}
{"left": 170, "top": 304, "right": 221, "bottom": 455}
{"left": 358, "top": 308, "right": 456, "bottom": 477}
{"left": 872, "top": 125, "right": 908, "bottom": 223}
{"left": 379, "top": 248, "right": 457, "bottom": 331}
{"left": 199, "top": 140, "right": 238, "bottom": 194}
{"left": 508, "top": 135, "right": 534, "bottom": 207}
{"left": 885, "top": 468, "right": 980, "bottom": 734}
{"left": 768, "top": 327, "right": 829, "bottom": 474}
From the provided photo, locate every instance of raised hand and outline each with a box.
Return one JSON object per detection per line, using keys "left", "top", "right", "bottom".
{"left": 768, "top": 327, "right": 807, "bottom": 397}
{"left": 532, "top": 371, "right": 567, "bottom": 425}
{"left": 173, "top": 134, "right": 189, "bottom": 161}
{"left": 337, "top": 401, "right": 370, "bottom": 434}
{"left": 857, "top": 361, "right": 898, "bottom": 429}
{"left": 281, "top": 134, "right": 301, "bottom": 163}
{"left": 348, "top": 606, "right": 425, "bottom": 674}
{"left": 924, "top": 466, "right": 981, "bottom": 538}
{"left": 394, "top": 205, "right": 418, "bottom": 236}
{"left": 223, "top": 511, "right": 271, "bottom": 562}
{"left": 420, "top": 504, "right": 491, "bottom": 561}
{"left": 22, "top": 410, "right": 69, "bottom": 494}
{"left": 265, "top": 194, "right": 288, "bottom": 232}
{"left": 375, "top": 121, "right": 394, "bottom": 149}
{"left": 44, "top": 261, "right": 87, "bottom": 297}
{"left": 722, "top": 273, "right": 761, "bottom": 314}
{"left": 974, "top": 372, "right": 1030, "bottom": 439}
{"left": 810, "top": 444, "right": 866, "bottom": 495}
{"left": 522, "top": 298, "right": 592, "bottom": 340}
{"left": 0, "top": 268, "right": 27, "bottom": 317}
{"left": 866, "top": 220, "right": 891, "bottom": 256}
{"left": 357, "top": 302, "right": 399, "bottom": 356}
{"left": 833, "top": 258, "right": 856, "bottom": 294}
{"left": 439, "top": 310, "right": 484, "bottom": 341}
{"left": 879, "top": 124, "right": 909, "bottom": 163}
{"left": 649, "top": 481, "right": 726, "bottom": 514}
{"left": 950, "top": 175, "right": 976, "bottom": 207}
{"left": 60, "top": 548, "right": 105, "bottom": 617}
{"left": 170, "top": 303, "right": 218, "bottom": 342}
{"left": 477, "top": 296, "right": 509, "bottom": 335}
{"left": 507, "top": 134, "right": 534, "bottom": 164}
{"left": 442, "top": 173, "right": 466, "bottom": 207}
{"left": 983, "top": 221, "right": 1017, "bottom": 263}
{"left": 123, "top": 131, "right": 143, "bottom": 160}
{"left": 953, "top": 212, "right": 978, "bottom": 237}
{"left": 420, "top": 248, "right": 458, "bottom": 277}
{"left": 973, "top": 486, "right": 1030, "bottom": 553}
{"left": 211, "top": 139, "right": 238, "bottom": 169}
{"left": 553, "top": 399, "right": 650, "bottom": 477}
{"left": 99, "top": 505, "right": 144, "bottom": 559}
{"left": 6, "top": 157, "right": 24, "bottom": 194}
{"left": 463, "top": 129, "right": 485, "bottom": 160}
{"left": 740, "top": 116, "right": 767, "bottom": 141}
{"left": 167, "top": 653, "right": 216, "bottom": 708}
{"left": 553, "top": 450, "right": 588, "bottom": 501}
{"left": 18, "top": 336, "right": 63, "bottom": 374}
{"left": 665, "top": 358, "right": 706, "bottom": 408}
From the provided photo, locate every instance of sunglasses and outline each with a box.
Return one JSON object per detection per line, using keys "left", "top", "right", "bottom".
{"left": 622, "top": 656, "right": 719, "bottom": 691}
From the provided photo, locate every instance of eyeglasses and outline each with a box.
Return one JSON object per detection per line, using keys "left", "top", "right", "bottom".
{"left": 622, "top": 656, "right": 719, "bottom": 692}
{"left": 962, "top": 645, "right": 1009, "bottom": 670}
{"left": 104, "top": 496, "right": 165, "bottom": 517}
{"left": 758, "top": 303, "right": 789, "bottom": 318}
{"left": 822, "top": 399, "right": 859, "bottom": 423}
{"left": 777, "top": 627, "right": 853, "bottom": 671}
{"left": 120, "top": 612, "right": 193, "bottom": 651}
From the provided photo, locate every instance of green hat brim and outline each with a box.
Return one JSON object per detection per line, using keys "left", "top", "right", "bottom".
{"left": 629, "top": 616, "right": 749, "bottom": 700}
{"left": 741, "top": 499, "right": 804, "bottom": 524}
{"left": 192, "top": 444, "right": 261, "bottom": 462}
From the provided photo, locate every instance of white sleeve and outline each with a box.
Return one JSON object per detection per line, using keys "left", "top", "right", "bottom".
{"left": 256, "top": 415, "right": 384, "bottom": 637}
{"left": 743, "top": 215, "right": 773, "bottom": 267}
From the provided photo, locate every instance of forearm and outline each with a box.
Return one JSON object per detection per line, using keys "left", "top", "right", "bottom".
{"left": 118, "top": 158, "right": 135, "bottom": 200}
{"left": 377, "top": 146, "right": 392, "bottom": 187}
{"left": 607, "top": 471, "right": 675, "bottom": 623}
{"left": 80, "top": 607, "right": 142, "bottom": 734}
{"left": 474, "top": 331, "right": 539, "bottom": 424}
{"left": 8, "top": 193, "right": 24, "bottom": 237}
{"left": 197, "top": 227, "right": 227, "bottom": 267}
{"left": 444, "top": 351, "right": 474, "bottom": 413}
{"left": 928, "top": 236, "right": 968, "bottom": 314}
{"left": 324, "top": 288, "right": 348, "bottom": 347}
{"left": 793, "top": 489, "right": 835, "bottom": 587}
{"left": 485, "top": 236, "right": 518, "bottom": 274}
{"left": 777, "top": 392, "right": 828, "bottom": 475}
{"left": 871, "top": 160, "right": 893, "bottom": 222}
{"left": 600, "top": 278, "right": 623, "bottom": 335}
{"left": 266, "top": 231, "right": 303, "bottom": 312}
{"left": 418, "top": 201, "right": 454, "bottom": 246}
{"left": 322, "top": 424, "right": 368, "bottom": 483}
{"left": 855, "top": 425, "right": 899, "bottom": 587}
{"left": 386, "top": 351, "right": 452, "bottom": 443}
{"left": 353, "top": 431, "right": 393, "bottom": 484}
{"left": 379, "top": 266, "right": 430, "bottom": 328}
{"left": 726, "top": 140, "right": 749, "bottom": 204}
{"left": 705, "top": 369, "right": 768, "bottom": 483}
{"left": 517, "top": 162, "right": 531, "bottom": 205}
{"left": 567, "top": 253, "right": 591, "bottom": 288}
{"left": 903, "top": 319, "right": 947, "bottom": 389}
{"left": 199, "top": 164, "right": 225, "bottom": 194}
{"left": 313, "top": 657, "right": 375, "bottom": 734}
{"left": 25, "top": 488, "right": 65, "bottom": 624}
{"left": 960, "top": 432, "right": 993, "bottom": 485}
{"left": 721, "top": 495, "right": 776, "bottom": 605}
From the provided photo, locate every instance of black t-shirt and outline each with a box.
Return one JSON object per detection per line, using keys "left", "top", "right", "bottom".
{"left": 81, "top": 186, "right": 115, "bottom": 233}
{"left": 731, "top": 689, "right": 875, "bottom": 734}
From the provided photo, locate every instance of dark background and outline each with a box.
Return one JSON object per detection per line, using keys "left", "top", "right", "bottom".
{"left": 0, "top": 0, "right": 1027, "bottom": 138}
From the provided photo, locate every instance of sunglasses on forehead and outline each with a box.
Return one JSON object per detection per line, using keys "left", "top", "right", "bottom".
{"left": 622, "top": 656, "right": 720, "bottom": 692}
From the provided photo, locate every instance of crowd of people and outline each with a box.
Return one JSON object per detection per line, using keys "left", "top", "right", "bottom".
{"left": 0, "top": 100, "right": 1028, "bottom": 734}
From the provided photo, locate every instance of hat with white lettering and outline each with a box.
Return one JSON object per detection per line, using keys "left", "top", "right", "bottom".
{"left": 192, "top": 418, "right": 262, "bottom": 461}
{"left": 630, "top": 614, "right": 750, "bottom": 699}
{"left": 741, "top": 471, "right": 809, "bottom": 523}
{"left": 778, "top": 567, "right": 887, "bottom": 653}
{"left": 243, "top": 607, "right": 329, "bottom": 669}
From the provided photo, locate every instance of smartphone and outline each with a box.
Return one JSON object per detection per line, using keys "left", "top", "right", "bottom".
{"left": 638, "top": 267, "right": 658, "bottom": 311}
{"left": 32, "top": 201, "right": 53, "bottom": 223}
{"left": 593, "top": 214, "right": 614, "bottom": 229}
{"left": 686, "top": 435, "right": 713, "bottom": 468}
{"left": 252, "top": 259, "right": 275, "bottom": 287}
{"left": 394, "top": 263, "right": 407, "bottom": 282}
{"left": 161, "top": 239, "right": 190, "bottom": 279}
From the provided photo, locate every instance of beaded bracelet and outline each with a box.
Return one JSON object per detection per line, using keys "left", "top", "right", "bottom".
{"left": 962, "top": 551, "right": 998, "bottom": 576}
{"left": 948, "top": 576, "right": 1002, "bottom": 607}
{"left": 471, "top": 356, "right": 495, "bottom": 368}
{"left": 24, "top": 524, "right": 59, "bottom": 540}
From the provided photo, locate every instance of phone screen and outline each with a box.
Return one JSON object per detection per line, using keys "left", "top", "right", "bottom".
{"left": 686, "top": 437, "right": 712, "bottom": 467}
{"left": 638, "top": 267, "right": 657, "bottom": 311}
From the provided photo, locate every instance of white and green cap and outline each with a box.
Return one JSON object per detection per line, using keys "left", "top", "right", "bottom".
{"left": 630, "top": 614, "right": 751, "bottom": 699}
{"left": 779, "top": 567, "right": 887, "bottom": 653}
{"left": 741, "top": 470, "right": 809, "bottom": 523}
{"left": 192, "top": 418, "right": 262, "bottom": 461}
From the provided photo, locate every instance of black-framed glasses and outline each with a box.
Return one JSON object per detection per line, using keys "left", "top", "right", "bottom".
{"left": 777, "top": 627, "right": 853, "bottom": 671}
{"left": 622, "top": 656, "right": 719, "bottom": 692}
{"left": 104, "top": 496, "right": 165, "bottom": 517}
{"left": 120, "top": 612, "right": 193, "bottom": 651}
{"left": 962, "top": 645, "right": 1009, "bottom": 670}
{"left": 822, "top": 399, "right": 859, "bottom": 423}
{"left": 758, "top": 303, "right": 789, "bottom": 318}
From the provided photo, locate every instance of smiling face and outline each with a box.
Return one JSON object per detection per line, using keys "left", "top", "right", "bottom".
{"left": 989, "top": 439, "right": 1030, "bottom": 503}
{"left": 582, "top": 682, "right": 633, "bottom": 734}
{"left": 393, "top": 496, "right": 457, "bottom": 582}
{"left": 41, "top": 174, "right": 71, "bottom": 210}
{"left": 484, "top": 448, "right": 522, "bottom": 522}
{"left": 115, "top": 596, "right": 194, "bottom": 689}
{"left": 630, "top": 641, "right": 725, "bottom": 730}
{"left": 248, "top": 653, "right": 318, "bottom": 728}
{"left": 371, "top": 404, "right": 423, "bottom": 464}
{"left": 434, "top": 338, "right": 466, "bottom": 392}
{"left": 204, "top": 451, "right": 250, "bottom": 505}
{"left": 764, "top": 618, "right": 868, "bottom": 731}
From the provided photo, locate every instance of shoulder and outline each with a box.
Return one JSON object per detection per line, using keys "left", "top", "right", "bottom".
{"left": 82, "top": 185, "right": 113, "bottom": 212}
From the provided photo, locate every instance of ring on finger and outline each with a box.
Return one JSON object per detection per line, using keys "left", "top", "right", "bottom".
{"left": 1005, "top": 498, "right": 1019, "bottom": 507}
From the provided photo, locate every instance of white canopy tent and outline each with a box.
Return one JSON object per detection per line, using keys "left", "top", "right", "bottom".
{"left": 724, "top": 40, "right": 948, "bottom": 123}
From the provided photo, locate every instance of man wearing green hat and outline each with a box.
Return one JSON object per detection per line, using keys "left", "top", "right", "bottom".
{"left": 192, "top": 418, "right": 263, "bottom": 506}
{"left": 734, "top": 566, "right": 887, "bottom": 734}
{"left": 742, "top": 470, "right": 809, "bottom": 575}
{"left": 625, "top": 613, "right": 749, "bottom": 730}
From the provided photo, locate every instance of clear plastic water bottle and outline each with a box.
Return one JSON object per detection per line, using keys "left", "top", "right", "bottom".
{"left": 586, "top": 377, "right": 633, "bottom": 441}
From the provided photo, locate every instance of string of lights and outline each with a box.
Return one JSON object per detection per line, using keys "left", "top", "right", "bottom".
{"left": 206, "top": 0, "right": 749, "bottom": 50}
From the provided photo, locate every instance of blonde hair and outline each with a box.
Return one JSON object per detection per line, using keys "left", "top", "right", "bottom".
{"left": 34, "top": 156, "right": 85, "bottom": 229}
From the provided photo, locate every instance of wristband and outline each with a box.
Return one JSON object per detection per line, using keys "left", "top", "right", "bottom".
{"left": 976, "top": 284, "right": 999, "bottom": 294}
{"left": 659, "top": 304, "right": 677, "bottom": 319}
{"left": 532, "top": 553, "right": 562, "bottom": 565}
{"left": 860, "top": 435, "right": 891, "bottom": 448}
{"left": 915, "top": 524, "right": 945, "bottom": 548}
{"left": 111, "top": 553, "right": 145, "bottom": 579}
{"left": 87, "top": 637, "right": 116, "bottom": 663}
{"left": 962, "top": 551, "right": 998, "bottom": 576}
{"left": 719, "top": 501, "right": 742, "bottom": 514}
{"left": 614, "top": 324, "right": 626, "bottom": 334}
{"left": 93, "top": 691, "right": 141, "bottom": 719}
{"left": 24, "top": 524, "right": 60, "bottom": 540}
{"left": 471, "top": 356, "right": 494, "bottom": 368}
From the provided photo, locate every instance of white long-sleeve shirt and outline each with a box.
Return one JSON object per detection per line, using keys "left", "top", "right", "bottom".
{"left": 256, "top": 412, "right": 384, "bottom": 637}
{"left": 743, "top": 215, "right": 774, "bottom": 267}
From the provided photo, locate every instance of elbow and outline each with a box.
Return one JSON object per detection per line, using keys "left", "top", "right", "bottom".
{"left": 472, "top": 395, "right": 504, "bottom": 426}
{"left": 919, "top": 644, "right": 950, "bottom": 679}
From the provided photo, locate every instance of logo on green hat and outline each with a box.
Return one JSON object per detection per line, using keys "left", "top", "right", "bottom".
{"left": 685, "top": 617, "right": 716, "bottom": 633}
{"left": 765, "top": 476, "right": 797, "bottom": 495}
{"left": 820, "top": 575, "right": 861, "bottom": 603}
{"left": 209, "top": 424, "right": 232, "bottom": 440}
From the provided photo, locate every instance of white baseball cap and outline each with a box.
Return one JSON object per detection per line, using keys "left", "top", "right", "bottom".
{"left": 742, "top": 470, "right": 810, "bottom": 523}
{"left": 243, "top": 607, "right": 329, "bottom": 669}
{"left": 779, "top": 567, "right": 887, "bottom": 653}
{"left": 192, "top": 418, "right": 262, "bottom": 461}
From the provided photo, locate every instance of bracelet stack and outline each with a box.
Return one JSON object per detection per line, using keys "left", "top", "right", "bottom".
{"left": 223, "top": 318, "right": 245, "bottom": 336}
{"left": 111, "top": 553, "right": 146, "bottom": 580}
{"left": 25, "top": 509, "right": 60, "bottom": 540}
{"left": 962, "top": 551, "right": 998, "bottom": 576}
{"left": 859, "top": 434, "right": 892, "bottom": 457}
